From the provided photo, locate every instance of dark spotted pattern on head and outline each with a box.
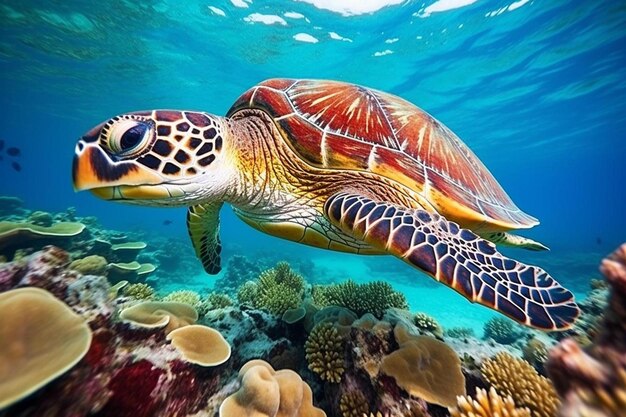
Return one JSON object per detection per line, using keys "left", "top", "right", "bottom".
{"left": 125, "top": 110, "right": 225, "bottom": 177}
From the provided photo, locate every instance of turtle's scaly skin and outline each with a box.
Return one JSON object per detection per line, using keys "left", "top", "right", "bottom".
{"left": 72, "top": 79, "right": 579, "bottom": 330}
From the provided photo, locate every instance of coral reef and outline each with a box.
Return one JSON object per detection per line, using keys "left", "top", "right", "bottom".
{"left": 339, "top": 392, "right": 369, "bottom": 417}
{"left": 482, "top": 352, "right": 559, "bottom": 417}
{"left": 311, "top": 279, "right": 408, "bottom": 318}
{"left": 236, "top": 280, "right": 257, "bottom": 305}
{"left": 547, "top": 243, "right": 626, "bottom": 417}
{"left": 483, "top": 317, "right": 522, "bottom": 345}
{"left": 305, "top": 322, "right": 345, "bottom": 383}
{"left": 206, "top": 292, "right": 234, "bottom": 310}
{"left": 214, "top": 254, "right": 263, "bottom": 296}
{"left": 446, "top": 327, "right": 475, "bottom": 339}
{"left": 120, "top": 301, "right": 198, "bottom": 334}
{"left": 449, "top": 387, "right": 531, "bottom": 417}
{"left": 522, "top": 337, "right": 548, "bottom": 372}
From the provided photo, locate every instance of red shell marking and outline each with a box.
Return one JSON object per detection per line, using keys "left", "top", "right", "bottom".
{"left": 227, "top": 79, "right": 537, "bottom": 230}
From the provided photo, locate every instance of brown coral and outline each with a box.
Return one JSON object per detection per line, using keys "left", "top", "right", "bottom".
{"left": 0, "top": 287, "right": 92, "bottom": 409}
{"left": 119, "top": 301, "right": 198, "bottom": 333}
{"left": 338, "top": 392, "right": 369, "bottom": 417}
{"left": 482, "top": 352, "right": 559, "bottom": 417}
{"left": 305, "top": 322, "right": 345, "bottom": 383}
{"left": 380, "top": 324, "right": 465, "bottom": 408}
{"left": 449, "top": 387, "right": 531, "bottom": 417}
{"left": 219, "top": 359, "right": 326, "bottom": 417}
{"left": 547, "top": 243, "right": 626, "bottom": 417}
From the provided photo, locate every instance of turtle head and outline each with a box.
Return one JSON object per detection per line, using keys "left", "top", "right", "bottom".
{"left": 73, "top": 110, "right": 233, "bottom": 206}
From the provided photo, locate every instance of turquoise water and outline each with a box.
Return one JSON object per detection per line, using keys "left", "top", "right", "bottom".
{"left": 1, "top": 0, "right": 625, "bottom": 332}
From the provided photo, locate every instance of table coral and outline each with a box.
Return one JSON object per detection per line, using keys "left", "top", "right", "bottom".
{"left": 166, "top": 324, "right": 231, "bottom": 367}
{"left": 482, "top": 352, "right": 559, "bottom": 417}
{"left": 547, "top": 243, "right": 626, "bottom": 417}
{"left": 0, "top": 287, "right": 92, "bottom": 409}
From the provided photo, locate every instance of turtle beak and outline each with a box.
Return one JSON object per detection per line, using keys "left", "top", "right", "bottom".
{"left": 72, "top": 142, "right": 164, "bottom": 199}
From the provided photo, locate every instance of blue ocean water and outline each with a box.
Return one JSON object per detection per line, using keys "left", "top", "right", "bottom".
{"left": 1, "top": 0, "right": 625, "bottom": 331}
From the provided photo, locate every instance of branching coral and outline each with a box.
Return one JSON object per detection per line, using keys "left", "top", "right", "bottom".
{"left": 305, "top": 322, "right": 345, "bottom": 383}
{"left": 238, "top": 262, "right": 305, "bottom": 315}
{"left": 522, "top": 337, "right": 548, "bottom": 371}
{"left": 446, "top": 327, "right": 475, "bottom": 339}
{"left": 311, "top": 279, "right": 408, "bottom": 318}
{"left": 482, "top": 352, "right": 559, "bottom": 417}
{"left": 162, "top": 290, "right": 202, "bottom": 309}
{"left": 339, "top": 392, "right": 369, "bottom": 417}
{"left": 449, "top": 387, "right": 531, "bottom": 417}
{"left": 413, "top": 312, "right": 443, "bottom": 338}
{"left": 205, "top": 292, "right": 233, "bottom": 310}
{"left": 547, "top": 243, "right": 626, "bottom": 417}
{"left": 483, "top": 317, "right": 521, "bottom": 344}
{"left": 122, "top": 283, "right": 155, "bottom": 300}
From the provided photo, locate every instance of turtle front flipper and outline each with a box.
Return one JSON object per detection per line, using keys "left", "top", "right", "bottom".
{"left": 323, "top": 192, "right": 580, "bottom": 330}
{"left": 187, "top": 202, "right": 223, "bottom": 274}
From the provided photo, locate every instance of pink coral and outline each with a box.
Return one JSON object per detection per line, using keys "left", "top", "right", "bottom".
{"left": 547, "top": 243, "right": 626, "bottom": 417}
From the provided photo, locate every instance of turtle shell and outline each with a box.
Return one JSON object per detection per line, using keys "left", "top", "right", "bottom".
{"left": 227, "top": 79, "right": 537, "bottom": 232}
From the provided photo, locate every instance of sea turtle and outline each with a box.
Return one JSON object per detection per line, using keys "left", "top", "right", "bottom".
{"left": 73, "top": 79, "right": 579, "bottom": 330}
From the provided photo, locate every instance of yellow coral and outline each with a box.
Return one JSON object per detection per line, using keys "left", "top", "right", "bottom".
{"left": 339, "top": 392, "right": 369, "bottom": 417}
{"left": 305, "top": 322, "right": 345, "bottom": 383}
{"left": 449, "top": 387, "right": 531, "bottom": 417}
{"left": 481, "top": 352, "right": 559, "bottom": 417}
{"left": 69, "top": 255, "right": 108, "bottom": 276}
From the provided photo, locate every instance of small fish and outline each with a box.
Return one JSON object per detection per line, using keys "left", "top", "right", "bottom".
{"left": 11, "top": 161, "right": 21, "bottom": 172}
{"left": 0, "top": 139, "right": 4, "bottom": 152}
{"left": 7, "top": 147, "right": 20, "bottom": 157}
{"left": 163, "top": 219, "right": 173, "bottom": 225}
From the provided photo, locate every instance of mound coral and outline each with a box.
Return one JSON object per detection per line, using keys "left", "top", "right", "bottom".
{"left": 122, "top": 283, "right": 155, "bottom": 300}
{"left": 380, "top": 324, "right": 465, "bottom": 408}
{"left": 305, "top": 322, "right": 345, "bottom": 383}
{"left": 69, "top": 255, "right": 108, "bottom": 276}
{"left": 449, "top": 387, "right": 531, "bottom": 417}
{"left": 219, "top": 359, "right": 326, "bottom": 417}
{"left": 119, "top": 301, "right": 198, "bottom": 334}
{"left": 482, "top": 352, "right": 559, "bottom": 417}
{"left": 413, "top": 312, "right": 443, "bottom": 338}
{"left": 0, "top": 287, "right": 92, "bottom": 409}
{"left": 547, "top": 243, "right": 626, "bottom": 417}
{"left": 166, "top": 324, "right": 231, "bottom": 367}
{"left": 311, "top": 279, "right": 408, "bottom": 318}
{"left": 483, "top": 317, "right": 521, "bottom": 344}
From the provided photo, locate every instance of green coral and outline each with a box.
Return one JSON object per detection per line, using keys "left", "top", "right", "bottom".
{"left": 162, "top": 290, "right": 202, "bottom": 309}
{"left": 237, "top": 281, "right": 258, "bottom": 305}
{"left": 305, "top": 322, "right": 345, "bottom": 383}
{"left": 483, "top": 317, "right": 521, "bottom": 344}
{"left": 312, "top": 279, "right": 408, "bottom": 318}
{"left": 206, "top": 292, "right": 233, "bottom": 310}
{"left": 240, "top": 262, "right": 305, "bottom": 315}
{"left": 122, "top": 283, "right": 155, "bottom": 300}
{"left": 446, "top": 327, "right": 475, "bottom": 339}
{"left": 69, "top": 255, "right": 108, "bottom": 276}
{"left": 413, "top": 312, "right": 443, "bottom": 337}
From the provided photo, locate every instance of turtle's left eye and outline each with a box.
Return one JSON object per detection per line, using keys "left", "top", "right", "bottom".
{"left": 107, "top": 119, "right": 153, "bottom": 156}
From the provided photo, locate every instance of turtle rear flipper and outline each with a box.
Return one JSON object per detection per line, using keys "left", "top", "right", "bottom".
{"left": 187, "top": 202, "right": 223, "bottom": 274}
{"left": 324, "top": 192, "right": 579, "bottom": 330}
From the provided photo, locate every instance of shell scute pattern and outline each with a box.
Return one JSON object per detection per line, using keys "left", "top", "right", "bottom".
{"left": 127, "top": 110, "right": 223, "bottom": 176}
{"left": 228, "top": 79, "right": 538, "bottom": 230}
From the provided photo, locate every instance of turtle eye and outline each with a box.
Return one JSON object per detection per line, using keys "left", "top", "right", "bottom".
{"left": 107, "top": 119, "right": 153, "bottom": 156}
